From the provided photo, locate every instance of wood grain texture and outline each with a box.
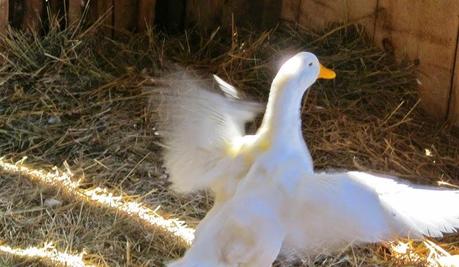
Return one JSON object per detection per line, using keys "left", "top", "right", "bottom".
{"left": 374, "top": 0, "right": 459, "bottom": 120}
{"left": 259, "top": 0, "right": 282, "bottom": 29}
{"left": 185, "top": 0, "right": 223, "bottom": 30}
{"left": 221, "top": 0, "right": 281, "bottom": 30}
{"left": 83, "top": 0, "right": 96, "bottom": 24}
{"left": 280, "top": 0, "right": 300, "bottom": 23}
{"left": 137, "top": 0, "right": 157, "bottom": 32}
{"left": 296, "top": 0, "right": 377, "bottom": 36}
{"left": 22, "top": 0, "right": 43, "bottom": 32}
{"left": 114, "top": 0, "right": 138, "bottom": 34}
{"left": 345, "top": 0, "right": 379, "bottom": 36}
{"left": 0, "top": 0, "right": 8, "bottom": 33}
{"left": 97, "top": 0, "right": 114, "bottom": 36}
{"left": 68, "top": 0, "right": 83, "bottom": 25}
{"left": 186, "top": 0, "right": 281, "bottom": 31}
{"left": 448, "top": 19, "right": 459, "bottom": 125}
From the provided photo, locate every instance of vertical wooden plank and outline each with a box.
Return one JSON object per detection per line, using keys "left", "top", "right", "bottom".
{"left": 46, "top": 0, "right": 67, "bottom": 29}
{"left": 0, "top": 0, "right": 7, "bottom": 65}
{"left": 447, "top": 21, "right": 459, "bottom": 126}
{"left": 259, "top": 0, "right": 282, "bottom": 29}
{"left": 0, "top": 0, "right": 8, "bottom": 33}
{"left": 114, "top": 0, "right": 138, "bottom": 35}
{"left": 297, "top": 0, "right": 344, "bottom": 29}
{"left": 22, "top": 0, "right": 44, "bottom": 32}
{"left": 296, "top": 0, "right": 377, "bottom": 36}
{"left": 137, "top": 0, "right": 157, "bottom": 32}
{"left": 97, "top": 0, "right": 114, "bottom": 36}
{"left": 8, "top": 1, "right": 25, "bottom": 29}
{"left": 345, "top": 0, "right": 379, "bottom": 37}
{"left": 84, "top": 0, "right": 99, "bottom": 26}
{"left": 221, "top": 0, "right": 281, "bottom": 30}
{"left": 220, "top": 0, "right": 249, "bottom": 30}
{"left": 68, "top": 0, "right": 83, "bottom": 25}
{"left": 155, "top": 0, "right": 185, "bottom": 33}
{"left": 185, "top": 0, "right": 223, "bottom": 30}
{"left": 280, "top": 0, "right": 300, "bottom": 23}
{"left": 374, "top": 0, "right": 459, "bottom": 120}
{"left": 47, "top": 0, "right": 64, "bottom": 17}
{"left": 186, "top": 0, "right": 281, "bottom": 31}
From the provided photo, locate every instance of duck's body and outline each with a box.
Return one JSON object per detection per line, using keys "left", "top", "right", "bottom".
{"left": 154, "top": 64, "right": 315, "bottom": 214}
{"left": 156, "top": 53, "right": 459, "bottom": 267}
{"left": 173, "top": 167, "right": 459, "bottom": 267}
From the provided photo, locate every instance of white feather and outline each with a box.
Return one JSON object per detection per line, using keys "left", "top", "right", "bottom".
{"left": 285, "top": 171, "right": 459, "bottom": 255}
{"left": 213, "top": 74, "right": 240, "bottom": 99}
{"left": 151, "top": 71, "right": 263, "bottom": 193}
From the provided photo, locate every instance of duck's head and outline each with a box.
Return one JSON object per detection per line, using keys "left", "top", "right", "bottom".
{"left": 273, "top": 52, "right": 335, "bottom": 94}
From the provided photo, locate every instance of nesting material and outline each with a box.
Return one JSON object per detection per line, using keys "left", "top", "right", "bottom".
{"left": 0, "top": 21, "right": 458, "bottom": 266}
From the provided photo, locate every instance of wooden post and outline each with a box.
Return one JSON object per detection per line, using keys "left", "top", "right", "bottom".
{"left": 137, "top": 0, "right": 157, "bottom": 32}
{"left": 156, "top": 0, "right": 185, "bottom": 33}
{"left": 97, "top": 0, "right": 114, "bottom": 36}
{"left": 185, "top": 0, "right": 223, "bottom": 31}
{"left": 84, "top": 0, "right": 98, "bottom": 26}
{"left": 114, "top": 0, "right": 137, "bottom": 35}
{"left": 68, "top": 0, "right": 83, "bottom": 25}
{"left": 280, "top": 0, "right": 301, "bottom": 23}
{"left": 447, "top": 18, "right": 459, "bottom": 126}
{"left": 0, "top": 0, "right": 8, "bottom": 33}
{"left": 22, "top": 0, "right": 43, "bottom": 33}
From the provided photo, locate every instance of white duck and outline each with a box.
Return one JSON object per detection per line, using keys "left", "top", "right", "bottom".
{"left": 155, "top": 53, "right": 330, "bottom": 204}
{"left": 157, "top": 52, "right": 459, "bottom": 266}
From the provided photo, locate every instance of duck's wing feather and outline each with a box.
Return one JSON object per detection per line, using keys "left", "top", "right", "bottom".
{"left": 293, "top": 171, "right": 459, "bottom": 249}
{"left": 150, "top": 71, "right": 263, "bottom": 193}
{"left": 213, "top": 74, "right": 240, "bottom": 99}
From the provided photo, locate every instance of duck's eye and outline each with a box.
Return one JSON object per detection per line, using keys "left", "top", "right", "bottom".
{"left": 308, "top": 62, "right": 313, "bottom": 67}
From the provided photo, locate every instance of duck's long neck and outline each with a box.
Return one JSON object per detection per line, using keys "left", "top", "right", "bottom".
{"left": 258, "top": 78, "right": 309, "bottom": 146}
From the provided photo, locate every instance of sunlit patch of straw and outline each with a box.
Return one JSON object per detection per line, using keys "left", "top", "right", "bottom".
{"left": 424, "top": 240, "right": 459, "bottom": 267}
{"left": 0, "top": 242, "right": 88, "bottom": 267}
{"left": 389, "top": 239, "right": 459, "bottom": 267}
{"left": 389, "top": 240, "right": 423, "bottom": 264}
{"left": 391, "top": 241, "right": 410, "bottom": 255}
{"left": 0, "top": 157, "right": 195, "bottom": 245}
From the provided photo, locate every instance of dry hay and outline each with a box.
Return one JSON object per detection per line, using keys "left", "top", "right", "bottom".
{"left": 0, "top": 18, "right": 458, "bottom": 266}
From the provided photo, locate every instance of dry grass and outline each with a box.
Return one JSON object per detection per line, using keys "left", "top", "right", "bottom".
{"left": 0, "top": 18, "right": 458, "bottom": 266}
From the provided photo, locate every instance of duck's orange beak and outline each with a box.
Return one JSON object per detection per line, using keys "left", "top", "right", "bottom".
{"left": 318, "top": 63, "right": 336, "bottom": 79}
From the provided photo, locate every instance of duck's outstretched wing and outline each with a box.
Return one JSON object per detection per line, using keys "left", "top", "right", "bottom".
{"left": 150, "top": 71, "right": 263, "bottom": 193}
{"left": 293, "top": 171, "right": 459, "bottom": 251}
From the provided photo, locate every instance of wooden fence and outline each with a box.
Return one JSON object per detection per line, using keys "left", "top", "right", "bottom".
{"left": 282, "top": 0, "right": 459, "bottom": 126}
{"left": 1, "top": 0, "right": 459, "bottom": 125}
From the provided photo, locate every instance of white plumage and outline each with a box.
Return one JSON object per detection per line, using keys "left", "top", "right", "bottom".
{"left": 153, "top": 71, "right": 263, "bottom": 200}
{"left": 169, "top": 170, "right": 459, "bottom": 267}
{"left": 154, "top": 53, "right": 459, "bottom": 267}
